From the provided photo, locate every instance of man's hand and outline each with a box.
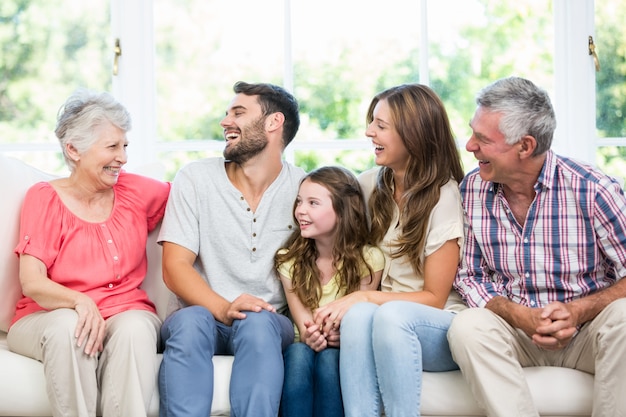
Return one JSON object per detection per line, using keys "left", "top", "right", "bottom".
{"left": 487, "top": 296, "right": 576, "bottom": 351}
{"left": 220, "top": 293, "right": 276, "bottom": 326}
{"left": 533, "top": 302, "right": 579, "bottom": 350}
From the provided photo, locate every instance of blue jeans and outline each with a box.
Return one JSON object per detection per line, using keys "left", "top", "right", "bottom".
{"left": 281, "top": 342, "right": 343, "bottom": 417}
{"left": 158, "top": 305, "right": 294, "bottom": 417}
{"left": 340, "top": 301, "right": 457, "bottom": 417}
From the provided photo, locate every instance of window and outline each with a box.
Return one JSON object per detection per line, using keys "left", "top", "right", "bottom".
{"left": 595, "top": 0, "right": 626, "bottom": 180}
{"left": 0, "top": 0, "right": 110, "bottom": 174}
{"left": 2, "top": 0, "right": 615, "bottom": 180}
{"left": 149, "top": 0, "right": 558, "bottom": 178}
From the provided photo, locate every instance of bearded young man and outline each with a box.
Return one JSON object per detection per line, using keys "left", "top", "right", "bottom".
{"left": 157, "top": 82, "right": 305, "bottom": 417}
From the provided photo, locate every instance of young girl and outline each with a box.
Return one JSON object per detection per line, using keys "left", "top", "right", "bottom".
{"left": 275, "top": 166, "right": 384, "bottom": 417}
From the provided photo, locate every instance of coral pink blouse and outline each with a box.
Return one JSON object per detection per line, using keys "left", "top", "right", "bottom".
{"left": 11, "top": 172, "right": 170, "bottom": 326}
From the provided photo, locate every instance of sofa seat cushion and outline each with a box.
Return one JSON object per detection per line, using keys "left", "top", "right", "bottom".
{"left": 421, "top": 367, "right": 593, "bottom": 416}
{"left": 0, "top": 332, "right": 232, "bottom": 416}
{"left": 1, "top": 330, "right": 593, "bottom": 417}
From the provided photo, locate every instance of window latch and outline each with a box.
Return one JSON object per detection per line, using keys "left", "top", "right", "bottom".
{"left": 588, "top": 36, "right": 600, "bottom": 72}
{"left": 113, "top": 38, "right": 122, "bottom": 76}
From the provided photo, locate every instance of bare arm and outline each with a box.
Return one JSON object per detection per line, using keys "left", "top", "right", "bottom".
{"left": 279, "top": 274, "right": 327, "bottom": 352}
{"left": 567, "top": 277, "right": 626, "bottom": 324}
{"left": 162, "top": 242, "right": 275, "bottom": 325}
{"left": 314, "top": 239, "right": 460, "bottom": 326}
{"left": 360, "top": 268, "right": 383, "bottom": 291}
{"left": 19, "top": 254, "right": 105, "bottom": 357}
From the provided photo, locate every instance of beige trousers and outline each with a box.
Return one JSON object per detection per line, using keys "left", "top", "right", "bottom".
{"left": 8, "top": 308, "right": 161, "bottom": 417}
{"left": 447, "top": 298, "right": 626, "bottom": 417}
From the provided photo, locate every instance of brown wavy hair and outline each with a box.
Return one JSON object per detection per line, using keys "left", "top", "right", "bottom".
{"left": 367, "top": 84, "right": 464, "bottom": 276}
{"left": 275, "top": 166, "right": 375, "bottom": 310}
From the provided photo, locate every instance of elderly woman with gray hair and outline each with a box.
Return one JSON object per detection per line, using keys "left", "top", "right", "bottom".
{"left": 7, "top": 89, "right": 170, "bottom": 417}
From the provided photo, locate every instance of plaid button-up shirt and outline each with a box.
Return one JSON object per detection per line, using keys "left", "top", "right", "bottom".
{"left": 455, "top": 150, "right": 626, "bottom": 309}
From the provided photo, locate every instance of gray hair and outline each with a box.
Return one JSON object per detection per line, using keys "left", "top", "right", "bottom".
{"left": 476, "top": 76, "right": 556, "bottom": 156}
{"left": 55, "top": 89, "right": 131, "bottom": 171}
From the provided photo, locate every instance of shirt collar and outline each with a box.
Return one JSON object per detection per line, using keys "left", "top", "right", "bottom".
{"left": 534, "top": 150, "right": 555, "bottom": 192}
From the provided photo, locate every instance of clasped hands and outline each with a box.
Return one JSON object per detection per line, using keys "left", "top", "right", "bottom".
{"left": 300, "top": 316, "right": 340, "bottom": 352}
{"left": 528, "top": 301, "right": 580, "bottom": 351}
{"left": 300, "top": 302, "right": 348, "bottom": 352}
{"left": 301, "top": 293, "right": 363, "bottom": 352}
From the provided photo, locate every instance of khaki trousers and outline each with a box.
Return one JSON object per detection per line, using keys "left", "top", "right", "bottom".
{"left": 448, "top": 298, "right": 626, "bottom": 417}
{"left": 8, "top": 308, "right": 161, "bottom": 417}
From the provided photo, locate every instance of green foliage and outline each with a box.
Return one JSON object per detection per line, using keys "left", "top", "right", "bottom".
{"left": 294, "top": 56, "right": 365, "bottom": 140}
{"left": 0, "top": 0, "right": 109, "bottom": 155}
{"left": 594, "top": 0, "right": 626, "bottom": 179}
{"left": 1, "top": 0, "right": 625, "bottom": 179}
{"left": 595, "top": 2, "right": 626, "bottom": 138}
{"left": 294, "top": 151, "right": 321, "bottom": 173}
{"left": 294, "top": 149, "right": 375, "bottom": 175}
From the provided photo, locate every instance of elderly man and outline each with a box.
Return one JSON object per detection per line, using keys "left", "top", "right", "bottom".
{"left": 449, "top": 76, "right": 626, "bottom": 417}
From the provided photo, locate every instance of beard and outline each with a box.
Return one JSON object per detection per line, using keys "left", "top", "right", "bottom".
{"left": 223, "top": 116, "right": 269, "bottom": 164}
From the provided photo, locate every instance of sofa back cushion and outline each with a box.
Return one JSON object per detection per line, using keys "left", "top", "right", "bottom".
{"left": 0, "top": 155, "right": 55, "bottom": 332}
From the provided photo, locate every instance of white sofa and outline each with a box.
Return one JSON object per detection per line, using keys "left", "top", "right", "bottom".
{"left": 0, "top": 154, "right": 594, "bottom": 417}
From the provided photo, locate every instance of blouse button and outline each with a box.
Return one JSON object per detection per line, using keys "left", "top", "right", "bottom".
{"left": 108, "top": 239, "right": 113, "bottom": 244}
{"left": 113, "top": 256, "right": 119, "bottom": 261}
{"left": 24, "top": 235, "right": 29, "bottom": 240}
{"left": 108, "top": 283, "right": 113, "bottom": 288}
{"left": 247, "top": 207, "right": 251, "bottom": 212}
{"left": 252, "top": 247, "right": 257, "bottom": 252}
{"left": 252, "top": 233, "right": 257, "bottom": 237}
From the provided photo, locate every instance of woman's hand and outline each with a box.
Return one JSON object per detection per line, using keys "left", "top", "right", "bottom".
{"left": 313, "top": 291, "right": 368, "bottom": 329}
{"left": 74, "top": 294, "right": 106, "bottom": 357}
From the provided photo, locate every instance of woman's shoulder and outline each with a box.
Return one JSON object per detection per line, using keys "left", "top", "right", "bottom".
{"left": 430, "top": 179, "right": 464, "bottom": 228}
{"left": 358, "top": 166, "right": 381, "bottom": 182}
{"left": 114, "top": 173, "right": 170, "bottom": 222}
{"left": 439, "top": 178, "right": 462, "bottom": 202}
{"left": 25, "top": 180, "right": 56, "bottom": 201}
{"left": 116, "top": 171, "right": 170, "bottom": 196}
{"left": 21, "top": 181, "right": 65, "bottom": 222}
{"left": 357, "top": 166, "right": 382, "bottom": 195}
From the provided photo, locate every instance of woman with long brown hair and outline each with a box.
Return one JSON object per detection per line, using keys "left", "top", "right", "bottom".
{"left": 314, "top": 84, "right": 466, "bottom": 417}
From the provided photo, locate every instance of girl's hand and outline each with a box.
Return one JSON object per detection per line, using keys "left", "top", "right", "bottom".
{"left": 325, "top": 327, "right": 340, "bottom": 348}
{"left": 302, "top": 320, "right": 328, "bottom": 352}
